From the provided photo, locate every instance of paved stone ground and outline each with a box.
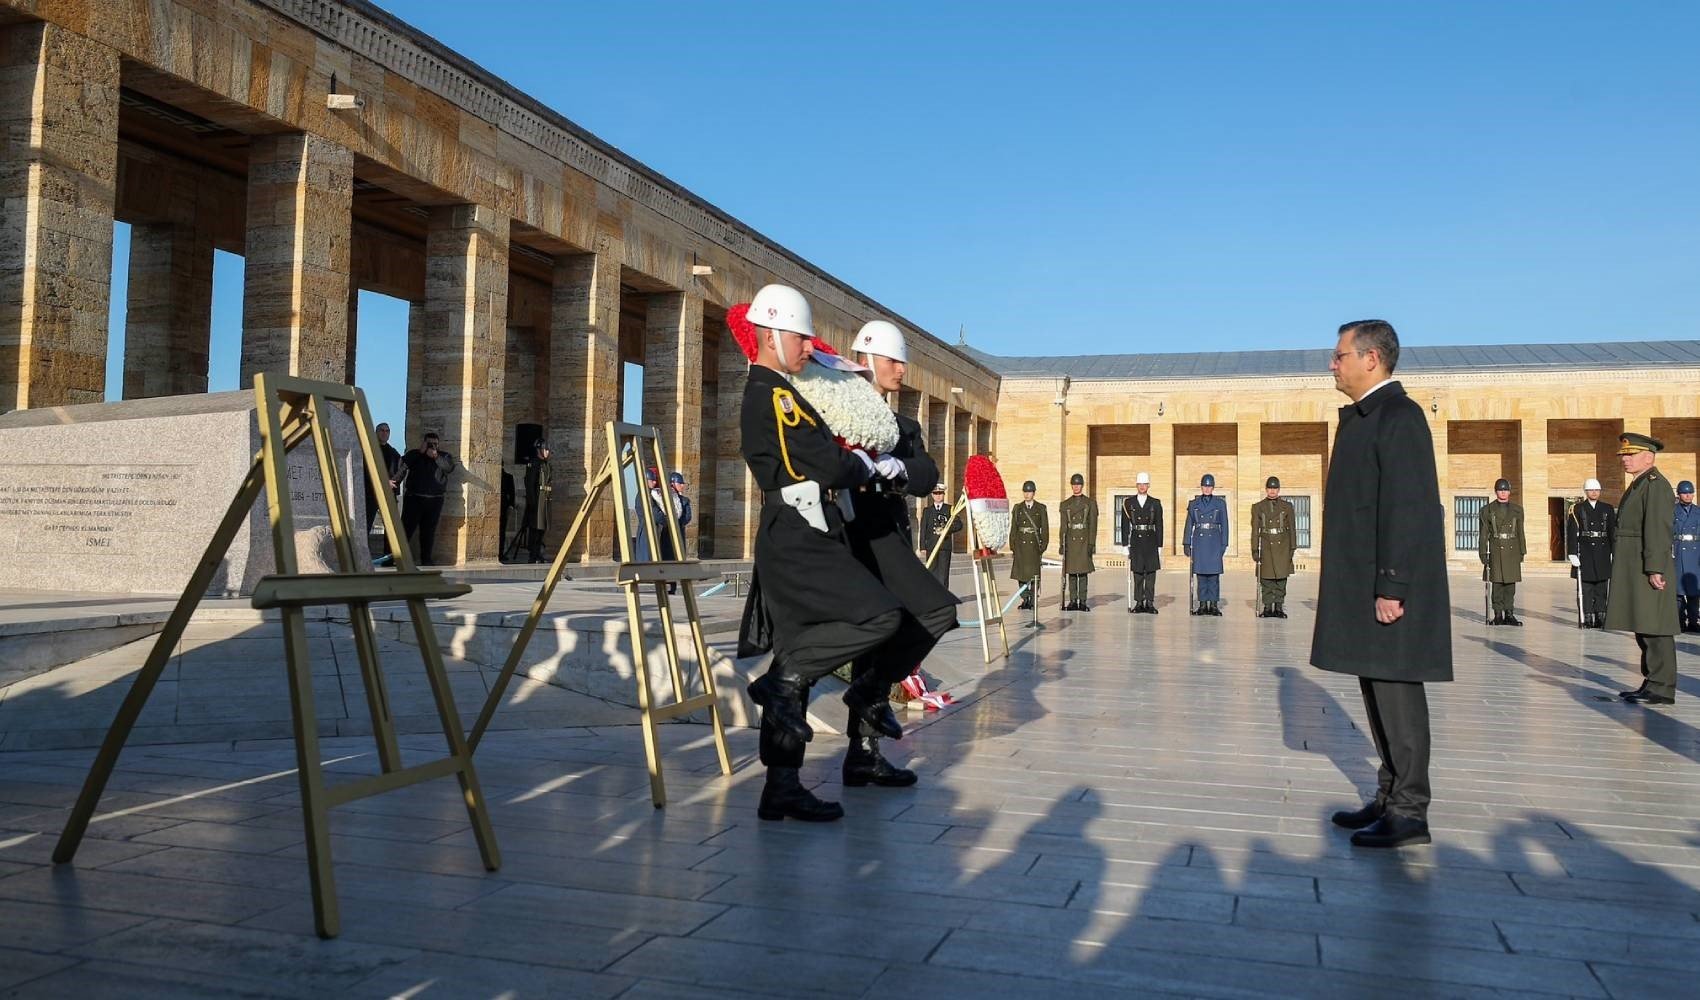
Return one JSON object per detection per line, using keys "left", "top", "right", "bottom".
{"left": 1, "top": 571, "right": 1697, "bottom": 998}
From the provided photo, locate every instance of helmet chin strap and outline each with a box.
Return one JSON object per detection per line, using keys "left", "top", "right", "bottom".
{"left": 769, "top": 326, "right": 790, "bottom": 371}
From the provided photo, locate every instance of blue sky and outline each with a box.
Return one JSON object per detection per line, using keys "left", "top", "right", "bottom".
{"left": 106, "top": 1, "right": 1699, "bottom": 431}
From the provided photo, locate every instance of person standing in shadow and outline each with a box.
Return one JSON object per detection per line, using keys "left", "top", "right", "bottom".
{"left": 1311, "top": 320, "right": 1452, "bottom": 849}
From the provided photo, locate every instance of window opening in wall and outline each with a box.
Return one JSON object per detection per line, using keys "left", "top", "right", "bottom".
{"left": 1455, "top": 495, "right": 1489, "bottom": 551}
{"left": 1289, "top": 495, "right": 1313, "bottom": 549}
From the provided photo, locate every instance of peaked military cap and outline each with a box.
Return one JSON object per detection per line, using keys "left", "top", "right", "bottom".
{"left": 1494, "top": 478, "right": 1511, "bottom": 492}
{"left": 1022, "top": 480, "right": 1037, "bottom": 493}
{"left": 1069, "top": 473, "right": 1084, "bottom": 486}
{"left": 1265, "top": 476, "right": 1280, "bottom": 489}
{"left": 1200, "top": 473, "right": 1215, "bottom": 487}
{"left": 1618, "top": 432, "right": 1663, "bottom": 455}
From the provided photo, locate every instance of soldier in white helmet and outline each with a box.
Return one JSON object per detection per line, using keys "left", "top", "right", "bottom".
{"left": 1565, "top": 477, "right": 1616, "bottom": 628}
{"left": 835, "top": 320, "right": 959, "bottom": 788}
{"left": 735, "top": 285, "right": 915, "bottom": 822}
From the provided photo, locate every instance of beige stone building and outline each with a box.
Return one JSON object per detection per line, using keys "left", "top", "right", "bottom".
{"left": 973, "top": 342, "right": 1700, "bottom": 573}
{"left": 4, "top": 0, "right": 1693, "bottom": 577}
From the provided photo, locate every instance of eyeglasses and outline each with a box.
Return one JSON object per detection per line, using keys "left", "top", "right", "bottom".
{"left": 1331, "top": 348, "right": 1369, "bottom": 363}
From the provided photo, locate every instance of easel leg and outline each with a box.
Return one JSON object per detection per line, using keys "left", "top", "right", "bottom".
{"left": 681, "top": 583, "right": 734, "bottom": 775}
{"left": 623, "top": 585, "right": 668, "bottom": 807}
{"left": 281, "top": 605, "right": 340, "bottom": 939}
{"left": 408, "top": 597, "right": 501, "bottom": 871}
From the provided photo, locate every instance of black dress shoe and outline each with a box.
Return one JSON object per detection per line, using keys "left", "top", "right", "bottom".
{"left": 758, "top": 769, "right": 844, "bottom": 822}
{"left": 1620, "top": 681, "right": 1649, "bottom": 700}
{"left": 1624, "top": 690, "right": 1675, "bottom": 706}
{"left": 1330, "top": 801, "right": 1385, "bottom": 830}
{"left": 1489, "top": 613, "right": 1503, "bottom": 626}
{"left": 1350, "top": 814, "right": 1431, "bottom": 849}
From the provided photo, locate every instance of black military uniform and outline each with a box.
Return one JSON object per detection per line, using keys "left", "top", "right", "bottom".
{"left": 363, "top": 432, "right": 402, "bottom": 556}
{"left": 843, "top": 413, "right": 959, "bottom": 788}
{"left": 1479, "top": 479, "right": 1526, "bottom": 625}
{"left": 1565, "top": 490, "right": 1615, "bottom": 628}
{"left": 1121, "top": 483, "right": 1162, "bottom": 613}
{"left": 1010, "top": 482, "right": 1048, "bottom": 610}
{"left": 520, "top": 443, "right": 552, "bottom": 563}
{"left": 918, "top": 490, "right": 961, "bottom": 588}
{"left": 737, "top": 364, "right": 919, "bottom": 822}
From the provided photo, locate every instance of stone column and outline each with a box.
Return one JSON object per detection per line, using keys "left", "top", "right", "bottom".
{"left": 548, "top": 241, "right": 622, "bottom": 561}
{"left": 642, "top": 290, "right": 704, "bottom": 492}
{"left": 1431, "top": 409, "right": 1453, "bottom": 560}
{"left": 0, "top": 23, "right": 120, "bottom": 411}
{"left": 1235, "top": 418, "right": 1261, "bottom": 563}
{"left": 122, "top": 222, "right": 214, "bottom": 398}
{"left": 1519, "top": 405, "right": 1551, "bottom": 563}
{"left": 1150, "top": 420, "right": 1174, "bottom": 554}
{"left": 345, "top": 292, "right": 360, "bottom": 388}
{"left": 713, "top": 331, "right": 754, "bottom": 559}
{"left": 404, "top": 301, "right": 427, "bottom": 446}
{"left": 239, "top": 132, "right": 353, "bottom": 388}
{"left": 413, "top": 204, "right": 509, "bottom": 563}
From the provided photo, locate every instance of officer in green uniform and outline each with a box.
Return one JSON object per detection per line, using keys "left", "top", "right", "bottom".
{"left": 1058, "top": 473, "right": 1097, "bottom": 611}
{"left": 1611, "top": 433, "right": 1681, "bottom": 706}
{"left": 1479, "top": 478, "right": 1526, "bottom": 626}
{"left": 1010, "top": 480, "right": 1048, "bottom": 609}
{"left": 1250, "top": 475, "right": 1297, "bottom": 618}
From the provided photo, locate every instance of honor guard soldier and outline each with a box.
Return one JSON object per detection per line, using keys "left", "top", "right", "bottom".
{"left": 1479, "top": 478, "right": 1526, "bottom": 625}
{"left": 1122, "top": 472, "right": 1163, "bottom": 613}
{"left": 1610, "top": 433, "right": 1680, "bottom": 705}
{"left": 520, "top": 440, "right": 553, "bottom": 564}
{"left": 1185, "top": 473, "right": 1229, "bottom": 615}
{"left": 919, "top": 483, "right": 962, "bottom": 588}
{"left": 840, "top": 319, "right": 960, "bottom": 788}
{"left": 1010, "top": 480, "right": 1049, "bottom": 609}
{"left": 1674, "top": 481, "right": 1700, "bottom": 633}
{"left": 735, "top": 284, "right": 919, "bottom": 822}
{"left": 1565, "top": 478, "right": 1615, "bottom": 628}
{"left": 1251, "top": 476, "right": 1297, "bottom": 618}
{"left": 1058, "top": 473, "right": 1097, "bottom": 610}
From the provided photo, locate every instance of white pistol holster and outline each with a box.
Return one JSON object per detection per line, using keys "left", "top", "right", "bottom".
{"left": 780, "top": 481, "right": 829, "bottom": 533}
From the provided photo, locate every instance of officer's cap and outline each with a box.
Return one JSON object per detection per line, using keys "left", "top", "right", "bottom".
{"left": 1681, "top": 481, "right": 1696, "bottom": 495}
{"left": 1583, "top": 478, "right": 1602, "bottom": 491}
{"left": 1200, "top": 473, "right": 1215, "bottom": 488}
{"left": 1494, "top": 478, "right": 1511, "bottom": 492}
{"left": 1618, "top": 432, "right": 1664, "bottom": 455}
{"left": 1070, "top": 473, "right": 1084, "bottom": 486}
{"left": 668, "top": 471, "right": 686, "bottom": 485}
{"left": 1135, "top": 472, "right": 1150, "bottom": 485}
{"left": 1021, "top": 480, "right": 1036, "bottom": 493}
{"left": 1265, "top": 476, "right": 1280, "bottom": 489}
{"left": 932, "top": 482, "right": 947, "bottom": 492}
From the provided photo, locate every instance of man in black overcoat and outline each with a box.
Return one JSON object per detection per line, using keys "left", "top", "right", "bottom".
{"left": 1311, "top": 319, "right": 1453, "bottom": 849}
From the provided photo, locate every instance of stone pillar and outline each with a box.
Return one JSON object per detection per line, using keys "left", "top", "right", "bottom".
{"left": 1431, "top": 409, "right": 1452, "bottom": 560}
{"left": 1519, "top": 406, "right": 1551, "bottom": 563}
{"left": 1150, "top": 421, "right": 1175, "bottom": 554}
{"left": 1235, "top": 418, "right": 1261, "bottom": 563}
{"left": 642, "top": 290, "right": 704, "bottom": 492}
{"left": 404, "top": 301, "right": 427, "bottom": 446}
{"left": 713, "top": 331, "right": 754, "bottom": 560}
{"left": 345, "top": 292, "right": 360, "bottom": 388}
{"left": 240, "top": 132, "right": 353, "bottom": 388}
{"left": 413, "top": 204, "right": 509, "bottom": 563}
{"left": 0, "top": 23, "right": 120, "bottom": 411}
{"left": 549, "top": 242, "right": 622, "bottom": 561}
{"left": 122, "top": 222, "right": 214, "bottom": 398}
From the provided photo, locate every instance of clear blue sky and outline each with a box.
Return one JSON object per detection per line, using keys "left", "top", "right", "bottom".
{"left": 106, "top": 1, "right": 1700, "bottom": 432}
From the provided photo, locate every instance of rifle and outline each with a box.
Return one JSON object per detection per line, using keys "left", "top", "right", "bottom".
{"left": 1566, "top": 498, "right": 1583, "bottom": 628}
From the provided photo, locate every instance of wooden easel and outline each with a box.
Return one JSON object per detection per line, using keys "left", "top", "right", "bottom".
{"left": 925, "top": 494, "right": 1011, "bottom": 664}
{"left": 466, "top": 421, "right": 732, "bottom": 807}
{"left": 52, "top": 374, "right": 500, "bottom": 939}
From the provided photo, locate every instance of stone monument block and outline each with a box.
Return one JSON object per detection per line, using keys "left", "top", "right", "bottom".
{"left": 0, "top": 391, "right": 370, "bottom": 596}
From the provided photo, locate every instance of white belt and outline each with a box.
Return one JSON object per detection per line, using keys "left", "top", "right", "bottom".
{"left": 1196, "top": 524, "right": 1219, "bottom": 530}
{"left": 1264, "top": 528, "right": 1284, "bottom": 535}
{"left": 1680, "top": 535, "right": 1698, "bottom": 542}
{"left": 1494, "top": 533, "right": 1516, "bottom": 539}
{"left": 1131, "top": 525, "right": 1155, "bottom": 532}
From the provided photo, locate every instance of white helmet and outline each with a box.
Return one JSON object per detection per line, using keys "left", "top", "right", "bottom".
{"left": 1136, "top": 472, "right": 1151, "bottom": 485}
{"left": 853, "top": 320, "right": 908, "bottom": 363}
{"left": 1583, "top": 478, "right": 1602, "bottom": 491}
{"left": 748, "top": 284, "right": 814, "bottom": 338}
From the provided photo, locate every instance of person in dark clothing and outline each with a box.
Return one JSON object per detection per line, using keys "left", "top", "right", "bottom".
{"left": 363, "top": 422, "right": 403, "bottom": 557}
{"left": 1312, "top": 319, "right": 1452, "bottom": 850}
{"left": 398, "top": 432, "right": 457, "bottom": 565}
{"left": 499, "top": 468, "right": 516, "bottom": 562}
{"left": 521, "top": 441, "right": 553, "bottom": 563}
{"left": 918, "top": 485, "right": 962, "bottom": 588}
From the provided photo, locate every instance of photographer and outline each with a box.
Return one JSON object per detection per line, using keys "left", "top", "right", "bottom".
{"left": 398, "top": 432, "right": 458, "bottom": 565}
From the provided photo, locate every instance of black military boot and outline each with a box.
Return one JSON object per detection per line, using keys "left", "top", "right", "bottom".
{"left": 1490, "top": 612, "right": 1503, "bottom": 626}
{"left": 758, "top": 767, "right": 843, "bottom": 822}
{"left": 1211, "top": 601, "right": 1223, "bottom": 616}
{"left": 1504, "top": 611, "right": 1523, "bottom": 627}
{"left": 1148, "top": 601, "right": 1158, "bottom": 615}
{"left": 1275, "top": 604, "right": 1288, "bottom": 619}
{"left": 748, "top": 671, "right": 813, "bottom": 743}
{"left": 842, "top": 718, "right": 918, "bottom": 788}
{"left": 843, "top": 675, "right": 903, "bottom": 740}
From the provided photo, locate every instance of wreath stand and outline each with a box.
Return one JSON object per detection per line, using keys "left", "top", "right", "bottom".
{"left": 925, "top": 496, "right": 1010, "bottom": 664}
{"left": 52, "top": 374, "right": 500, "bottom": 938}
{"left": 465, "top": 421, "right": 732, "bottom": 807}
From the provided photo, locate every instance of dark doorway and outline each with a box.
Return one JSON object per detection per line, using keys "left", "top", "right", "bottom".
{"left": 1547, "top": 497, "right": 1566, "bottom": 562}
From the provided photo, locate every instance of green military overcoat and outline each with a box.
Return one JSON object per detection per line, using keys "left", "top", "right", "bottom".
{"left": 1010, "top": 500, "right": 1049, "bottom": 582}
{"left": 1605, "top": 465, "right": 1679, "bottom": 636}
{"left": 1250, "top": 497, "right": 1297, "bottom": 580}
{"left": 1478, "top": 500, "right": 1525, "bottom": 584}
{"left": 1058, "top": 494, "right": 1097, "bottom": 574}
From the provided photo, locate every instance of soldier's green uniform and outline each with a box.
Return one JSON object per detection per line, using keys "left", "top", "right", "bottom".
{"left": 1608, "top": 433, "right": 1680, "bottom": 705}
{"left": 1010, "top": 481, "right": 1049, "bottom": 610}
{"left": 1250, "top": 476, "right": 1297, "bottom": 618}
{"left": 1479, "top": 478, "right": 1526, "bottom": 625}
{"left": 1058, "top": 473, "right": 1097, "bottom": 611}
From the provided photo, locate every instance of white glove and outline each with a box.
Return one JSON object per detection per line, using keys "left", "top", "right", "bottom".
{"left": 1568, "top": 554, "right": 1581, "bottom": 567}
{"left": 850, "top": 449, "right": 876, "bottom": 475}
{"left": 874, "top": 455, "right": 906, "bottom": 481}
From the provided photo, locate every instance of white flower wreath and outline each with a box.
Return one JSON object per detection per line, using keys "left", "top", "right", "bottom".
{"left": 969, "top": 500, "right": 1011, "bottom": 551}
{"left": 791, "top": 364, "right": 901, "bottom": 454}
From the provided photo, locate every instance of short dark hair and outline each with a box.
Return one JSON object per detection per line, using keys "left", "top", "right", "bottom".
{"left": 1338, "top": 319, "right": 1399, "bottom": 374}
{"left": 423, "top": 432, "right": 440, "bottom": 442}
